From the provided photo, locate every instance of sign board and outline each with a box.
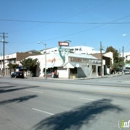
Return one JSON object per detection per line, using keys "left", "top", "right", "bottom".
{"left": 58, "top": 41, "right": 69, "bottom": 46}
{"left": 70, "top": 57, "right": 82, "bottom": 62}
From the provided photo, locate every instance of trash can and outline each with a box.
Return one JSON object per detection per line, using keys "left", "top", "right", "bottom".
{"left": 73, "top": 76, "right": 75, "bottom": 79}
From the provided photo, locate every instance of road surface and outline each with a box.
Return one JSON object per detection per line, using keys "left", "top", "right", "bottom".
{"left": 0, "top": 75, "right": 130, "bottom": 130}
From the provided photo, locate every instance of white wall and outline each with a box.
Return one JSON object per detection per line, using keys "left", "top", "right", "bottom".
{"left": 103, "top": 52, "right": 113, "bottom": 64}
{"left": 57, "top": 68, "right": 68, "bottom": 78}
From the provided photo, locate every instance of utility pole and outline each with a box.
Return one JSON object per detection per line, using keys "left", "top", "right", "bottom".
{"left": 122, "top": 46, "right": 124, "bottom": 68}
{"left": 100, "top": 41, "right": 103, "bottom": 76}
{"left": 0, "top": 32, "right": 8, "bottom": 76}
{"left": 44, "top": 43, "right": 47, "bottom": 79}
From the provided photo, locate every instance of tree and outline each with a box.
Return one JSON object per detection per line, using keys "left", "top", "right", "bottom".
{"left": 106, "top": 46, "right": 119, "bottom": 63}
{"left": 20, "top": 58, "right": 39, "bottom": 76}
{"left": 105, "top": 46, "right": 122, "bottom": 70}
{"left": 8, "top": 63, "right": 19, "bottom": 73}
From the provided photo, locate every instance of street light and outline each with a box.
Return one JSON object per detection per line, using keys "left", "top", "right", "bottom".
{"left": 38, "top": 42, "right": 47, "bottom": 79}
{"left": 122, "top": 34, "right": 130, "bottom": 37}
{"left": 122, "top": 33, "right": 130, "bottom": 67}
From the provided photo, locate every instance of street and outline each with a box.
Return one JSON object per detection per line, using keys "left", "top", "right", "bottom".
{"left": 0, "top": 75, "right": 130, "bottom": 130}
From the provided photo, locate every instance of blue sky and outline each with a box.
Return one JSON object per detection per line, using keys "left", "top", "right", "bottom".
{"left": 0, "top": 0, "right": 130, "bottom": 54}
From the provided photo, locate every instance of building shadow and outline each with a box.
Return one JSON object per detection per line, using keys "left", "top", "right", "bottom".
{"left": 0, "top": 95, "right": 38, "bottom": 105}
{"left": 32, "top": 99, "right": 123, "bottom": 130}
{"left": 0, "top": 86, "right": 39, "bottom": 93}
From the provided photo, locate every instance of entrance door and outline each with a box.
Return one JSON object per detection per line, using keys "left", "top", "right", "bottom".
{"left": 70, "top": 67, "right": 77, "bottom": 78}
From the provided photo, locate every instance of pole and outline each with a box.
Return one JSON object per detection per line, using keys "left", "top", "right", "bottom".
{"left": 100, "top": 41, "right": 103, "bottom": 76}
{"left": 44, "top": 43, "right": 47, "bottom": 79}
{"left": 3, "top": 37, "right": 5, "bottom": 76}
{"left": 0, "top": 32, "right": 8, "bottom": 76}
{"left": 122, "top": 46, "right": 124, "bottom": 68}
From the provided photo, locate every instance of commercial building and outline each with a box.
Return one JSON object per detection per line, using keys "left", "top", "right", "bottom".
{"left": 0, "top": 46, "right": 113, "bottom": 78}
{"left": 27, "top": 52, "right": 105, "bottom": 79}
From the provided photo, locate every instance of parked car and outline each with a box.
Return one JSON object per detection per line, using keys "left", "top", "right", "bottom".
{"left": 11, "top": 72, "right": 24, "bottom": 78}
{"left": 123, "top": 69, "right": 130, "bottom": 74}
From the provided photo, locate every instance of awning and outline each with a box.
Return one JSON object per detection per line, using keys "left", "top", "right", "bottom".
{"left": 52, "top": 62, "right": 63, "bottom": 67}
{"left": 46, "top": 62, "right": 63, "bottom": 68}
{"left": 63, "top": 62, "right": 80, "bottom": 68}
{"left": 46, "top": 63, "right": 54, "bottom": 69}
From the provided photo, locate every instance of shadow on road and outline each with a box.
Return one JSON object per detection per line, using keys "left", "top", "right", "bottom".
{"left": 0, "top": 86, "right": 17, "bottom": 89}
{"left": 0, "top": 86, "right": 39, "bottom": 93}
{"left": 32, "top": 99, "right": 123, "bottom": 130}
{"left": 0, "top": 82, "right": 10, "bottom": 84}
{"left": 0, "top": 95, "right": 38, "bottom": 105}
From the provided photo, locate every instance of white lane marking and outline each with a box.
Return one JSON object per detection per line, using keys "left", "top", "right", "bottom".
{"left": 79, "top": 97, "right": 95, "bottom": 101}
{"left": 32, "top": 108, "right": 54, "bottom": 115}
{"left": 26, "top": 90, "right": 43, "bottom": 94}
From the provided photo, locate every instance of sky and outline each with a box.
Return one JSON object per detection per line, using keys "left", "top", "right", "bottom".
{"left": 0, "top": 0, "right": 130, "bottom": 55}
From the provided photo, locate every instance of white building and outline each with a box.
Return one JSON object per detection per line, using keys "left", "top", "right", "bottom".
{"left": 41, "top": 46, "right": 104, "bottom": 55}
{"left": 27, "top": 53, "right": 105, "bottom": 79}
{"left": 0, "top": 51, "right": 40, "bottom": 76}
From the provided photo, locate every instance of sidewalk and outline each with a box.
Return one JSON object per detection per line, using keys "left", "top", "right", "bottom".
{"left": 27, "top": 73, "right": 124, "bottom": 80}
{"left": 1, "top": 73, "right": 124, "bottom": 80}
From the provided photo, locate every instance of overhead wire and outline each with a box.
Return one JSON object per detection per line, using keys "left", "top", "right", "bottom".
{"left": 0, "top": 18, "right": 130, "bottom": 24}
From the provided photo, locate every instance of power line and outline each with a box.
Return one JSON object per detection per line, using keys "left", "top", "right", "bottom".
{"left": 2, "top": 14, "right": 130, "bottom": 45}
{"left": 42, "top": 15, "right": 130, "bottom": 41}
{"left": 0, "top": 18, "right": 130, "bottom": 24}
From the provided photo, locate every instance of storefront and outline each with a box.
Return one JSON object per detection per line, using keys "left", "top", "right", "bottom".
{"left": 27, "top": 53, "right": 102, "bottom": 79}
{"left": 63, "top": 54, "right": 102, "bottom": 78}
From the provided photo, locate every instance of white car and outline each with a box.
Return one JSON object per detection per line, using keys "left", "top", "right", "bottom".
{"left": 124, "top": 69, "right": 130, "bottom": 74}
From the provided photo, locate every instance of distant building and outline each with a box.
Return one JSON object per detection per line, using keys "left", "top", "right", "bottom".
{"left": 92, "top": 52, "right": 113, "bottom": 75}
{"left": 0, "top": 50, "right": 41, "bottom": 76}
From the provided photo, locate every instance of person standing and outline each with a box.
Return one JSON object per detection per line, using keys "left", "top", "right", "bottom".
{"left": 54, "top": 70, "right": 57, "bottom": 78}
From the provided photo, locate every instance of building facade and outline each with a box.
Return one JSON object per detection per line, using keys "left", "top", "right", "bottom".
{"left": 0, "top": 52, "right": 40, "bottom": 76}
{"left": 27, "top": 53, "right": 103, "bottom": 79}
{"left": 40, "top": 46, "right": 104, "bottom": 55}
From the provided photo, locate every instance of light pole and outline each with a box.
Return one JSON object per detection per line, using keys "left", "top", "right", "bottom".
{"left": 122, "top": 33, "right": 130, "bottom": 67}
{"left": 100, "top": 41, "right": 103, "bottom": 77}
{"left": 38, "top": 42, "right": 47, "bottom": 79}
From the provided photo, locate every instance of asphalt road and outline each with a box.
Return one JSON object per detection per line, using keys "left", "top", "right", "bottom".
{"left": 0, "top": 75, "right": 130, "bottom": 130}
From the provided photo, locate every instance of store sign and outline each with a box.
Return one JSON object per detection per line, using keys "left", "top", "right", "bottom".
{"left": 58, "top": 42, "right": 69, "bottom": 46}
{"left": 6, "top": 56, "right": 9, "bottom": 59}
{"left": 70, "top": 57, "right": 82, "bottom": 62}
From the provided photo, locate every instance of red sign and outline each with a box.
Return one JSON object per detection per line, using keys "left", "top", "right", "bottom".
{"left": 58, "top": 42, "right": 69, "bottom": 46}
